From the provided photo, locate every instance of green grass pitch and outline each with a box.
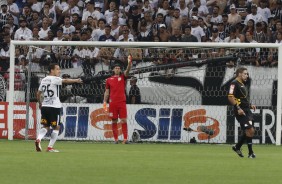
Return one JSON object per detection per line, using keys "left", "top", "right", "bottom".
{"left": 0, "top": 140, "right": 282, "bottom": 184}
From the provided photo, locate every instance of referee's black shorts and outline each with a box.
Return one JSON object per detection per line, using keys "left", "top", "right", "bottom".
{"left": 40, "top": 107, "right": 61, "bottom": 128}
{"left": 235, "top": 108, "right": 254, "bottom": 130}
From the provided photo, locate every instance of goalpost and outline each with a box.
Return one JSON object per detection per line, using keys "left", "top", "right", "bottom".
{"left": 6, "top": 41, "right": 282, "bottom": 145}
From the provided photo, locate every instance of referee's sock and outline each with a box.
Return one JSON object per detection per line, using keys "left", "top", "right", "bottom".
{"left": 246, "top": 137, "right": 254, "bottom": 154}
{"left": 236, "top": 134, "right": 246, "bottom": 150}
{"left": 37, "top": 128, "right": 47, "bottom": 141}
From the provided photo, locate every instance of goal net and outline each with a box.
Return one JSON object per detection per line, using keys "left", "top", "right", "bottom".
{"left": 4, "top": 41, "right": 282, "bottom": 145}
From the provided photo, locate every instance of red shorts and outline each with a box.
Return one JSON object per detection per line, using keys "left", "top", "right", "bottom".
{"left": 109, "top": 102, "right": 127, "bottom": 119}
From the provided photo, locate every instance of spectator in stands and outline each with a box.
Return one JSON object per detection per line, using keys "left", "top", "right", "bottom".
{"left": 272, "top": 0, "right": 282, "bottom": 20}
{"left": 85, "top": 16, "right": 97, "bottom": 31}
{"left": 156, "top": 24, "right": 170, "bottom": 42}
{"left": 71, "top": 13, "right": 82, "bottom": 30}
{"left": 19, "top": 4, "right": 32, "bottom": 24}
{"left": 178, "top": 0, "right": 189, "bottom": 17}
{"left": 137, "top": 22, "right": 153, "bottom": 41}
{"left": 170, "top": 9, "right": 182, "bottom": 35}
{"left": 41, "top": 3, "right": 55, "bottom": 25}
{"left": 180, "top": 15, "right": 189, "bottom": 33}
{"left": 228, "top": 4, "right": 241, "bottom": 26}
{"left": 129, "top": 5, "right": 141, "bottom": 33}
{"left": 7, "top": 0, "right": 20, "bottom": 26}
{"left": 14, "top": 18, "right": 33, "bottom": 40}
{"left": 110, "top": 15, "right": 121, "bottom": 39}
{"left": 104, "top": 1, "right": 116, "bottom": 23}
{"left": 224, "top": 26, "right": 240, "bottom": 43}
{"left": 62, "top": 16, "right": 75, "bottom": 35}
{"left": 128, "top": 76, "right": 141, "bottom": 104}
{"left": 181, "top": 25, "right": 198, "bottom": 42}
{"left": 0, "top": 43, "right": 10, "bottom": 71}
{"left": 193, "top": 0, "right": 209, "bottom": 18}
{"left": 243, "top": 31, "right": 260, "bottom": 66}
{"left": 267, "top": 31, "right": 281, "bottom": 67}
{"left": 99, "top": 24, "right": 116, "bottom": 41}
{"left": 127, "top": 17, "right": 137, "bottom": 39}
{"left": 0, "top": 4, "right": 10, "bottom": 29}
{"left": 222, "top": 13, "right": 231, "bottom": 32}
{"left": 191, "top": 16, "right": 206, "bottom": 42}
{"left": 242, "top": 19, "right": 255, "bottom": 34}
{"left": 169, "top": 26, "right": 182, "bottom": 42}
{"left": 257, "top": 0, "right": 271, "bottom": 23}
{"left": 31, "top": 0, "right": 41, "bottom": 13}
{"left": 58, "top": 39, "right": 72, "bottom": 69}
{"left": 6, "top": 15, "right": 18, "bottom": 35}
{"left": 210, "top": 28, "right": 223, "bottom": 42}
{"left": 210, "top": 5, "right": 222, "bottom": 24}
{"left": 253, "top": 22, "right": 266, "bottom": 43}
{"left": 244, "top": 4, "right": 264, "bottom": 26}
{"left": 142, "top": 0, "right": 153, "bottom": 13}
{"left": 62, "top": 0, "right": 80, "bottom": 18}
{"left": 30, "top": 11, "right": 42, "bottom": 29}
{"left": 31, "top": 26, "right": 40, "bottom": 40}
{"left": 38, "top": 19, "right": 51, "bottom": 40}
{"left": 157, "top": 0, "right": 170, "bottom": 17}
{"left": 81, "top": 0, "right": 96, "bottom": 25}
{"left": 91, "top": 18, "right": 106, "bottom": 41}
{"left": 190, "top": 7, "right": 198, "bottom": 17}
{"left": 217, "top": 21, "right": 227, "bottom": 40}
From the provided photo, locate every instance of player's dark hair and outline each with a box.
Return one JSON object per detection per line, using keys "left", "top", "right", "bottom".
{"left": 48, "top": 63, "right": 58, "bottom": 73}
{"left": 235, "top": 67, "right": 247, "bottom": 77}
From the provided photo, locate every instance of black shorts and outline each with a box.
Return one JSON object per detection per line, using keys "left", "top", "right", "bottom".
{"left": 40, "top": 107, "right": 61, "bottom": 128}
{"left": 235, "top": 108, "right": 253, "bottom": 130}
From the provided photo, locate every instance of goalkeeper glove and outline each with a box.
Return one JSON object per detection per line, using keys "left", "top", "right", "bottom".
{"left": 103, "top": 102, "right": 107, "bottom": 112}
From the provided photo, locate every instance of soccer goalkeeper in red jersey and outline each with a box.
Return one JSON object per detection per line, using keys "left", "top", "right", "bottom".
{"left": 103, "top": 55, "right": 132, "bottom": 144}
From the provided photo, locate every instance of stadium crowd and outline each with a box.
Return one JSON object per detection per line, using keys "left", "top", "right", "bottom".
{"left": 0, "top": 0, "right": 280, "bottom": 75}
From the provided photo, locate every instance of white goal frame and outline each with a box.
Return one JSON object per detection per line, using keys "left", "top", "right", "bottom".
{"left": 8, "top": 41, "right": 282, "bottom": 145}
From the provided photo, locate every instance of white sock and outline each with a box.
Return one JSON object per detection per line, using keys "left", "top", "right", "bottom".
{"left": 48, "top": 130, "right": 59, "bottom": 148}
{"left": 37, "top": 128, "right": 47, "bottom": 141}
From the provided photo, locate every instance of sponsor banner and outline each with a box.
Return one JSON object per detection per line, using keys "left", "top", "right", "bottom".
{"left": 0, "top": 102, "right": 37, "bottom": 139}
{"left": 0, "top": 102, "right": 277, "bottom": 144}
{"left": 57, "top": 104, "right": 227, "bottom": 143}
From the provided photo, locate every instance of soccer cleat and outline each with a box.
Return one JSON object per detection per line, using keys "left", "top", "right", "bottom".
{"left": 113, "top": 141, "right": 118, "bottom": 144}
{"left": 122, "top": 140, "right": 129, "bottom": 144}
{"left": 232, "top": 146, "right": 244, "bottom": 157}
{"left": 46, "top": 147, "right": 59, "bottom": 153}
{"left": 35, "top": 139, "right": 42, "bottom": 152}
{"left": 248, "top": 153, "right": 256, "bottom": 158}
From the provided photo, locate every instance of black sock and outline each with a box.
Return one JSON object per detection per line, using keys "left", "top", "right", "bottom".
{"left": 246, "top": 137, "right": 253, "bottom": 154}
{"left": 236, "top": 134, "right": 246, "bottom": 149}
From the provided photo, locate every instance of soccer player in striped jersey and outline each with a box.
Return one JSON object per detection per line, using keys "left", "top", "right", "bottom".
{"left": 103, "top": 55, "right": 132, "bottom": 144}
{"left": 35, "top": 63, "right": 82, "bottom": 152}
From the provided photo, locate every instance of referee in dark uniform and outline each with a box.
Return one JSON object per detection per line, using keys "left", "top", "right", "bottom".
{"left": 228, "top": 67, "right": 256, "bottom": 158}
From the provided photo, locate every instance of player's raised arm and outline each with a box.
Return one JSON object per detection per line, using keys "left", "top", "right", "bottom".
{"left": 124, "top": 54, "right": 132, "bottom": 77}
{"left": 62, "top": 78, "right": 83, "bottom": 84}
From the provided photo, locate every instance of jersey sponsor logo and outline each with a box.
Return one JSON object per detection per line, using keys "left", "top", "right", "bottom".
{"left": 229, "top": 84, "right": 235, "bottom": 94}
{"left": 118, "top": 77, "right": 121, "bottom": 81}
